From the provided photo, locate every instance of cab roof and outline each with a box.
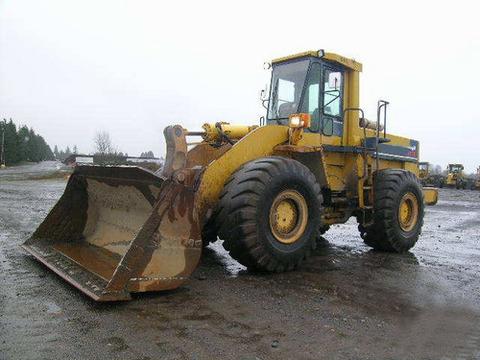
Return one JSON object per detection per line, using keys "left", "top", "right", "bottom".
{"left": 271, "top": 50, "right": 363, "bottom": 72}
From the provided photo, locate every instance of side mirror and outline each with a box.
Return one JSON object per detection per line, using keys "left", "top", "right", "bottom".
{"left": 328, "top": 72, "right": 342, "bottom": 90}
{"left": 260, "top": 85, "right": 269, "bottom": 110}
{"left": 260, "top": 85, "right": 268, "bottom": 100}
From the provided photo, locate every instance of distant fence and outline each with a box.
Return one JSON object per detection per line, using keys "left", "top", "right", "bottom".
{"left": 63, "top": 154, "right": 163, "bottom": 171}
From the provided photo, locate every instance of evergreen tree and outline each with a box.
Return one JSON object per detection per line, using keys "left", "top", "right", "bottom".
{"left": 0, "top": 120, "right": 6, "bottom": 165}
{"left": 26, "top": 128, "right": 39, "bottom": 162}
{"left": 73, "top": 145, "right": 78, "bottom": 154}
{"left": 140, "top": 150, "right": 155, "bottom": 158}
{"left": 4, "top": 120, "right": 19, "bottom": 165}
{"left": 54, "top": 145, "right": 59, "bottom": 159}
{"left": 17, "top": 125, "right": 30, "bottom": 162}
{"left": 0, "top": 118, "right": 69, "bottom": 165}
{"left": 41, "top": 137, "right": 54, "bottom": 160}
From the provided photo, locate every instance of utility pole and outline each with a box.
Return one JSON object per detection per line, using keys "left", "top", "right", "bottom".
{"left": 0, "top": 119, "right": 5, "bottom": 168}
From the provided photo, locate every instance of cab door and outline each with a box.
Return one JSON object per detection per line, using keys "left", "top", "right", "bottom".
{"left": 318, "top": 64, "right": 346, "bottom": 192}
{"left": 300, "top": 62, "right": 344, "bottom": 141}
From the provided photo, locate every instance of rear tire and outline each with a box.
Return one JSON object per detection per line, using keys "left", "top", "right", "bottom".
{"left": 215, "top": 157, "right": 323, "bottom": 272}
{"left": 359, "top": 169, "right": 424, "bottom": 252}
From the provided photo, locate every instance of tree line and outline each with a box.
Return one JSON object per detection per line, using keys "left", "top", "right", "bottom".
{"left": 52, "top": 131, "right": 157, "bottom": 164}
{"left": 91, "top": 131, "right": 158, "bottom": 165}
{"left": 53, "top": 144, "right": 79, "bottom": 162}
{"left": 140, "top": 150, "right": 155, "bottom": 158}
{"left": 0, "top": 119, "right": 54, "bottom": 165}
{"left": 0, "top": 121, "right": 161, "bottom": 167}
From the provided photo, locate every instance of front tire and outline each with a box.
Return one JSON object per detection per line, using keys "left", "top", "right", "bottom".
{"left": 359, "top": 169, "right": 424, "bottom": 252}
{"left": 201, "top": 218, "right": 218, "bottom": 248}
{"left": 215, "top": 157, "right": 323, "bottom": 272}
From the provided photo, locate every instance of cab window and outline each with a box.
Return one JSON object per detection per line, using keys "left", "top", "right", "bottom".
{"left": 267, "top": 59, "right": 310, "bottom": 121}
{"left": 300, "top": 62, "right": 321, "bottom": 130}
{"left": 277, "top": 79, "right": 295, "bottom": 112}
{"left": 323, "top": 69, "right": 342, "bottom": 117}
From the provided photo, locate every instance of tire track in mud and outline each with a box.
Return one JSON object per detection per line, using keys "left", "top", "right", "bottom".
{"left": 0, "top": 177, "right": 70, "bottom": 360}
{"left": 444, "top": 318, "right": 480, "bottom": 360}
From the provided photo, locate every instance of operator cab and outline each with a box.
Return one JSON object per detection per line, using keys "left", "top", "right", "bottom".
{"left": 448, "top": 164, "right": 463, "bottom": 173}
{"left": 419, "top": 162, "right": 429, "bottom": 171}
{"left": 266, "top": 50, "right": 355, "bottom": 137}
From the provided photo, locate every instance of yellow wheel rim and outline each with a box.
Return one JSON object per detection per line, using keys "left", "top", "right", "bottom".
{"left": 398, "top": 192, "right": 419, "bottom": 232}
{"left": 269, "top": 190, "right": 308, "bottom": 244}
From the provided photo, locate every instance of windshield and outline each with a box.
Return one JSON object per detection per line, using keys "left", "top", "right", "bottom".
{"left": 267, "top": 60, "right": 310, "bottom": 122}
{"left": 449, "top": 165, "right": 462, "bottom": 172}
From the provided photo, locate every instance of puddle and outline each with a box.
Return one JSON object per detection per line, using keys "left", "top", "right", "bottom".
{"left": 45, "top": 301, "right": 62, "bottom": 314}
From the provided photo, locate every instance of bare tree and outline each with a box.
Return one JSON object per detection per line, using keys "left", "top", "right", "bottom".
{"left": 93, "top": 131, "right": 116, "bottom": 155}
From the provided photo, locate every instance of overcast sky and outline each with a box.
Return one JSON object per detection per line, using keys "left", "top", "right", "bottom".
{"left": 1, "top": 0, "right": 479, "bottom": 171}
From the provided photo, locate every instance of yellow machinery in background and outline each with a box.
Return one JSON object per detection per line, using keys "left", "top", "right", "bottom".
{"left": 419, "top": 161, "right": 442, "bottom": 187}
{"left": 469, "top": 166, "right": 480, "bottom": 190}
{"left": 440, "top": 163, "right": 466, "bottom": 189}
{"left": 23, "top": 50, "right": 438, "bottom": 301}
{"left": 419, "top": 161, "right": 429, "bottom": 181}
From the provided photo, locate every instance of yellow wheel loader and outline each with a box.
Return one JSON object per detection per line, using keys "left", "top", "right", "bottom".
{"left": 23, "top": 50, "right": 438, "bottom": 301}
{"left": 469, "top": 166, "right": 480, "bottom": 190}
{"left": 419, "top": 161, "right": 442, "bottom": 187}
{"left": 419, "top": 161, "right": 429, "bottom": 181}
{"left": 440, "top": 163, "right": 466, "bottom": 189}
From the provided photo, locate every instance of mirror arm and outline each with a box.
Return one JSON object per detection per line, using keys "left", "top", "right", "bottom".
{"left": 320, "top": 90, "right": 341, "bottom": 112}
{"left": 261, "top": 98, "right": 269, "bottom": 110}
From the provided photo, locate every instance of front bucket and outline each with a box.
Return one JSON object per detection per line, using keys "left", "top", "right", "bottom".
{"left": 22, "top": 165, "right": 202, "bottom": 301}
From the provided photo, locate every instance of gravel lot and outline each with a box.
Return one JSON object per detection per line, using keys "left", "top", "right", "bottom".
{"left": 1, "top": 162, "right": 479, "bottom": 360}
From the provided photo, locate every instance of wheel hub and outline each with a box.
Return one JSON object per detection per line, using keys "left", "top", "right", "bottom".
{"left": 269, "top": 190, "right": 308, "bottom": 244}
{"left": 398, "top": 192, "right": 419, "bottom": 232}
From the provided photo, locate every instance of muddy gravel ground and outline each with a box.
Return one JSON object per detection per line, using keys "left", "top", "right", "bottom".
{"left": 1, "top": 162, "right": 479, "bottom": 360}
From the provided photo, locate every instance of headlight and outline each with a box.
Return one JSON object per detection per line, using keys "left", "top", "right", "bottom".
{"left": 289, "top": 116, "right": 301, "bottom": 127}
{"left": 288, "top": 113, "right": 311, "bottom": 128}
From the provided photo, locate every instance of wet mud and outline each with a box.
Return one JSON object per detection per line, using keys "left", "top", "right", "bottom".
{"left": 1, "top": 162, "right": 479, "bottom": 359}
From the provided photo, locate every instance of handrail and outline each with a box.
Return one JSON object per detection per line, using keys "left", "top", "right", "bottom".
{"left": 375, "top": 100, "right": 389, "bottom": 171}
